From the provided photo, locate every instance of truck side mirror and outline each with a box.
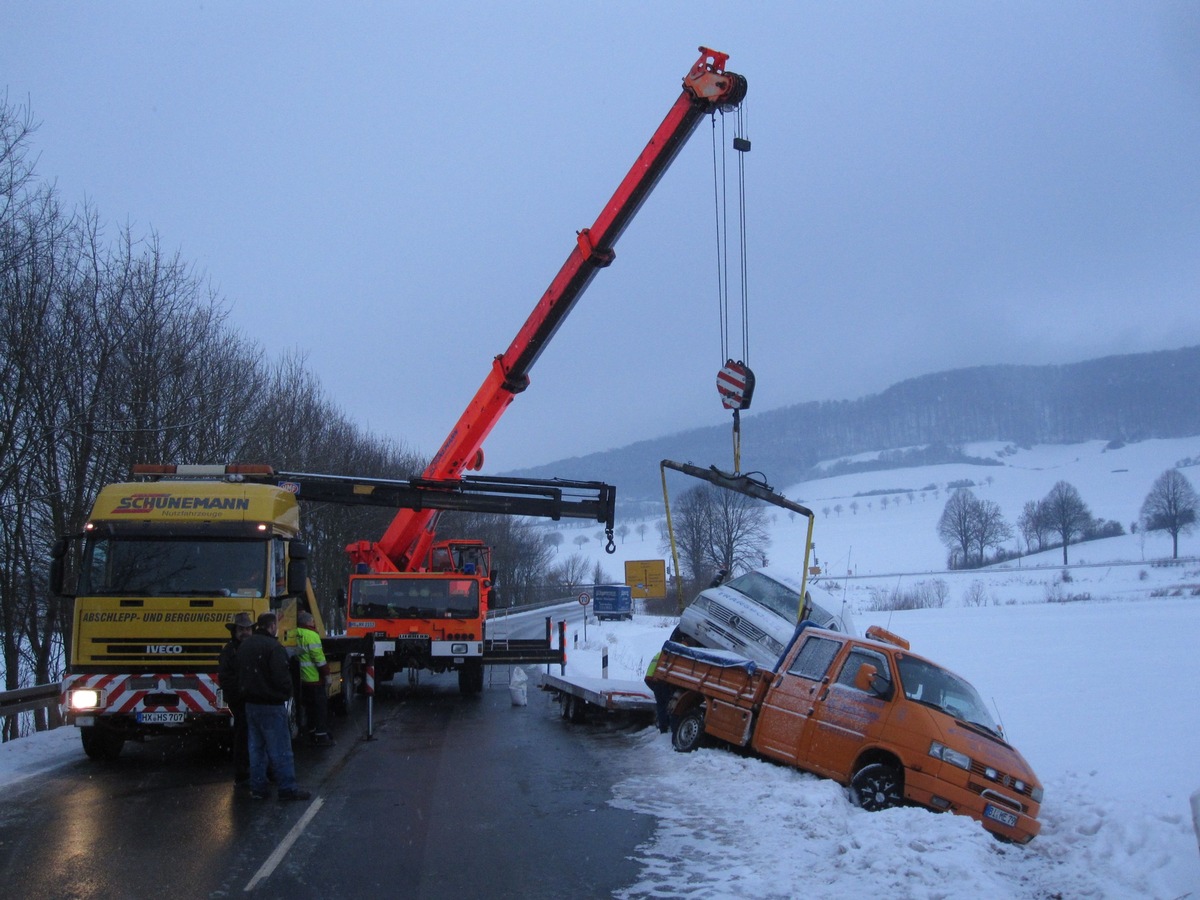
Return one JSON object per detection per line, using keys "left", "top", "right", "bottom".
{"left": 49, "top": 537, "right": 73, "bottom": 598}
{"left": 285, "top": 539, "right": 309, "bottom": 595}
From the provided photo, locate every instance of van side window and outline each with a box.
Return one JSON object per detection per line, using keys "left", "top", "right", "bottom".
{"left": 836, "top": 648, "right": 891, "bottom": 692}
{"left": 787, "top": 636, "right": 841, "bottom": 680}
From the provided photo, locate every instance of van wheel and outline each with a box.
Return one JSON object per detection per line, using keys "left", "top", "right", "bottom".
{"left": 850, "top": 763, "right": 904, "bottom": 811}
{"left": 671, "top": 707, "right": 706, "bottom": 752}
{"left": 80, "top": 726, "right": 124, "bottom": 760}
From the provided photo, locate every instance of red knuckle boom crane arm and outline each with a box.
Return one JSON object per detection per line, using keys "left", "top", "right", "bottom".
{"left": 356, "top": 48, "right": 747, "bottom": 573}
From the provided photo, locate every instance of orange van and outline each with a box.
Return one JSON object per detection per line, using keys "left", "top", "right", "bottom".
{"left": 653, "top": 625, "right": 1043, "bottom": 843}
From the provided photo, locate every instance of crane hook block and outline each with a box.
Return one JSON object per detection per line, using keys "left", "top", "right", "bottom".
{"left": 733, "top": 136, "right": 751, "bottom": 152}
{"left": 717, "top": 360, "right": 755, "bottom": 411}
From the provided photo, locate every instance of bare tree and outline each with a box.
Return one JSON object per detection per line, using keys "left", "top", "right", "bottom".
{"left": 664, "top": 483, "right": 770, "bottom": 596}
{"left": 549, "top": 553, "right": 590, "bottom": 591}
{"left": 972, "top": 498, "right": 1013, "bottom": 566}
{"left": 1041, "top": 481, "right": 1091, "bottom": 565}
{"left": 1140, "top": 469, "right": 1198, "bottom": 559}
{"left": 937, "top": 489, "right": 976, "bottom": 568}
{"left": 1017, "top": 500, "right": 1049, "bottom": 554}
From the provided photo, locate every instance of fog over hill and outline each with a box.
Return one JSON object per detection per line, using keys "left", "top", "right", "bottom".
{"left": 506, "top": 345, "right": 1200, "bottom": 509}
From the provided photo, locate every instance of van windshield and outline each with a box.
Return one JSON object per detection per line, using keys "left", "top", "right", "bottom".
{"left": 896, "top": 654, "right": 1001, "bottom": 737}
{"left": 722, "top": 570, "right": 801, "bottom": 621}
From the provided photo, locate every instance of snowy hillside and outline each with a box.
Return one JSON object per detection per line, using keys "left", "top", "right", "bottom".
{"left": 561, "top": 437, "right": 1200, "bottom": 591}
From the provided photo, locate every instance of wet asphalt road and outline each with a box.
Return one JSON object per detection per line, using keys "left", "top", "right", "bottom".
{"left": 0, "top": 671, "right": 657, "bottom": 899}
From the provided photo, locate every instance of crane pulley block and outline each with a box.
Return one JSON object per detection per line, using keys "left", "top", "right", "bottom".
{"left": 717, "top": 359, "right": 755, "bottom": 411}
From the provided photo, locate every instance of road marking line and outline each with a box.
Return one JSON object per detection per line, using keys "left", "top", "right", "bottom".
{"left": 244, "top": 796, "right": 324, "bottom": 892}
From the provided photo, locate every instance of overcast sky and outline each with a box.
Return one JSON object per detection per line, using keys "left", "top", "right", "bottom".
{"left": 9, "top": 3, "right": 1200, "bottom": 472}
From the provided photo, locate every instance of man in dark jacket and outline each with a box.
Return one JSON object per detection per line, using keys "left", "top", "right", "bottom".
{"left": 237, "top": 612, "right": 310, "bottom": 801}
{"left": 218, "top": 611, "right": 254, "bottom": 783}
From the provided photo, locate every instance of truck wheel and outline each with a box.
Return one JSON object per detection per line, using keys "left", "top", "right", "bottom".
{"left": 850, "top": 763, "right": 904, "bottom": 811}
{"left": 335, "top": 669, "right": 355, "bottom": 714}
{"left": 458, "top": 662, "right": 483, "bottom": 696}
{"left": 671, "top": 707, "right": 706, "bottom": 752}
{"left": 80, "top": 726, "right": 124, "bottom": 761}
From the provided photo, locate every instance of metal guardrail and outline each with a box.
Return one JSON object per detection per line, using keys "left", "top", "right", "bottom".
{"left": 0, "top": 682, "right": 62, "bottom": 718}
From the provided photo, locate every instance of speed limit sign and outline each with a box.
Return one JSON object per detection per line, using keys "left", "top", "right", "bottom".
{"left": 578, "top": 591, "right": 591, "bottom": 606}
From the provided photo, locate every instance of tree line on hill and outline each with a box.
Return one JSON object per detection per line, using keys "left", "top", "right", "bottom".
{"left": 507, "top": 349, "right": 1200, "bottom": 507}
{"left": 935, "top": 469, "right": 1198, "bottom": 569}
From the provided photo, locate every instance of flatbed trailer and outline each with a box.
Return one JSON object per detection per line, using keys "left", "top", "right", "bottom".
{"left": 539, "top": 672, "right": 656, "bottom": 724}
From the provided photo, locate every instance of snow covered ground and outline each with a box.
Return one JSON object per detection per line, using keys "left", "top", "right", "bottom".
{"left": 4, "top": 439, "right": 1199, "bottom": 896}
{"left": 543, "top": 438, "right": 1200, "bottom": 897}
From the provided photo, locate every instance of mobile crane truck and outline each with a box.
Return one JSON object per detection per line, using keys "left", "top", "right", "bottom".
{"left": 341, "top": 48, "right": 747, "bottom": 691}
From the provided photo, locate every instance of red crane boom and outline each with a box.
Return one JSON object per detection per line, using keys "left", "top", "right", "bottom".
{"left": 347, "top": 48, "right": 747, "bottom": 575}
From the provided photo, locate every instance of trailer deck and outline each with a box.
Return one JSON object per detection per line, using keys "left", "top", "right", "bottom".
{"left": 540, "top": 672, "right": 656, "bottom": 723}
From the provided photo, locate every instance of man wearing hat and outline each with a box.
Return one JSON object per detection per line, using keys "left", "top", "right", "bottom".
{"left": 238, "top": 612, "right": 311, "bottom": 801}
{"left": 218, "top": 611, "right": 254, "bottom": 783}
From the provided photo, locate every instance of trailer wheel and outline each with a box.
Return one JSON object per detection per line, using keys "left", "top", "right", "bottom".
{"left": 671, "top": 707, "right": 706, "bottom": 752}
{"left": 560, "top": 694, "right": 586, "bottom": 724}
{"left": 850, "top": 763, "right": 904, "bottom": 811}
{"left": 80, "top": 726, "right": 124, "bottom": 761}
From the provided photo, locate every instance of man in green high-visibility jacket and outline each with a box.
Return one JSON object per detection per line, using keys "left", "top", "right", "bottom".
{"left": 296, "top": 611, "right": 333, "bottom": 746}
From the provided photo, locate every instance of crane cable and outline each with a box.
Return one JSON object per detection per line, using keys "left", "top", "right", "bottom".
{"left": 712, "top": 104, "right": 754, "bottom": 473}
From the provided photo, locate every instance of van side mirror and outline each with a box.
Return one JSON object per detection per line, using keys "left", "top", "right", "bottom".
{"left": 854, "top": 663, "right": 892, "bottom": 699}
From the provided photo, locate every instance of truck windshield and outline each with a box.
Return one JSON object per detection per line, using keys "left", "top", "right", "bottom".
{"left": 79, "top": 537, "right": 269, "bottom": 598}
{"left": 349, "top": 577, "right": 479, "bottom": 619}
{"left": 896, "top": 654, "right": 1001, "bottom": 737}
{"left": 722, "top": 570, "right": 801, "bottom": 621}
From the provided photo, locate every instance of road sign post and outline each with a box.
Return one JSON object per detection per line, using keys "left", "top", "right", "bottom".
{"left": 578, "top": 591, "right": 590, "bottom": 640}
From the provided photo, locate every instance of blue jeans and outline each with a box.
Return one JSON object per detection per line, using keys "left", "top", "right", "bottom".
{"left": 245, "top": 702, "right": 298, "bottom": 793}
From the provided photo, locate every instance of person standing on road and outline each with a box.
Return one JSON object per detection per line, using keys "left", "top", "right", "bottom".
{"left": 238, "top": 612, "right": 311, "bottom": 802}
{"left": 296, "top": 611, "right": 334, "bottom": 746}
{"left": 218, "top": 611, "right": 254, "bottom": 784}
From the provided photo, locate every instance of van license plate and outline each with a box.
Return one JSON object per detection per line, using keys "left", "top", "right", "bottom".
{"left": 137, "top": 712, "right": 185, "bottom": 724}
{"left": 983, "top": 804, "right": 1018, "bottom": 828}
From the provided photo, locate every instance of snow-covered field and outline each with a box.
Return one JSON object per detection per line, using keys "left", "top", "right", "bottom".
{"left": 4, "top": 439, "right": 1198, "bottom": 896}
{"left": 545, "top": 439, "right": 1200, "bottom": 897}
